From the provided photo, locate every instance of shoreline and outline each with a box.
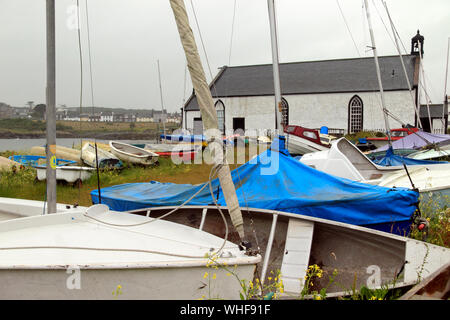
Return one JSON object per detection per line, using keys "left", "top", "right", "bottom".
{"left": 0, "top": 130, "right": 161, "bottom": 140}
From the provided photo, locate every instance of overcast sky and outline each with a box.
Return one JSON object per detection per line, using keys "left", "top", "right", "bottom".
{"left": 0, "top": 0, "right": 449, "bottom": 113}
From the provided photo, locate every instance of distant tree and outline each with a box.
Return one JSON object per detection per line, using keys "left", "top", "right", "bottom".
{"left": 32, "top": 104, "right": 46, "bottom": 119}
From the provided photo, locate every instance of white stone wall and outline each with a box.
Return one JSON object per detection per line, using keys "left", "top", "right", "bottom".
{"left": 286, "top": 90, "right": 416, "bottom": 133}
{"left": 184, "top": 90, "right": 416, "bottom": 134}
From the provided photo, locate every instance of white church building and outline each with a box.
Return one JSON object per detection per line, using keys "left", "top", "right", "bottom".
{"left": 183, "top": 33, "right": 426, "bottom": 137}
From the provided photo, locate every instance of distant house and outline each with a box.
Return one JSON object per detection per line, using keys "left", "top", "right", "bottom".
{"left": 136, "top": 113, "right": 152, "bottom": 122}
{"left": 0, "top": 103, "right": 14, "bottom": 119}
{"left": 113, "top": 113, "right": 125, "bottom": 122}
{"left": 183, "top": 31, "right": 427, "bottom": 136}
{"left": 419, "top": 102, "right": 448, "bottom": 134}
{"left": 80, "top": 114, "right": 90, "bottom": 122}
{"left": 56, "top": 110, "right": 66, "bottom": 120}
{"left": 100, "top": 112, "right": 113, "bottom": 122}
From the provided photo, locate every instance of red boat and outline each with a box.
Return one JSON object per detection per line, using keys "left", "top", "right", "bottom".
{"left": 366, "top": 128, "right": 419, "bottom": 149}
{"left": 284, "top": 125, "right": 330, "bottom": 155}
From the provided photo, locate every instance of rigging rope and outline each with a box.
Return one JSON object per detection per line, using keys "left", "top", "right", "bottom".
{"left": 188, "top": 0, "right": 219, "bottom": 99}
{"left": 85, "top": 0, "right": 95, "bottom": 115}
{"left": 76, "top": 0, "right": 84, "bottom": 200}
{"left": 336, "top": 0, "right": 361, "bottom": 57}
{"left": 228, "top": 0, "right": 237, "bottom": 66}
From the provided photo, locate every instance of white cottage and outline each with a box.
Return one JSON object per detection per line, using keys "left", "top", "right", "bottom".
{"left": 183, "top": 52, "right": 423, "bottom": 137}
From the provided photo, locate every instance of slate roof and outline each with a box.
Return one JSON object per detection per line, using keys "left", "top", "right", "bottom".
{"left": 419, "top": 104, "right": 448, "bottom": 118}
{"left": 184, "top": 55, "right": 418, "bottom": 111}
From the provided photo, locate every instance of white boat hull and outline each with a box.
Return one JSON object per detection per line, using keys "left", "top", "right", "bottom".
{"left": 0, "top": 197, "right": 86, "bottom": 220}
{"left": 286, "top": 134, "right": 328, "bottom": 155}
{"left": 0, "top": 264, "right": 255, "bottom": 300}
{"left": 127, "top": 205, "right": 450, "bottom": 297}
{"left": 81, "top": 143, "right": 121, "bottom": 168}
{"left": 300, "top": 138, "right": 450, "bottom": 203}
{"left": 36, "top": 166, "right": 94, "bottom": 183}
{"left": 0, "top": 205, "right": 260, "bottom": 300}
{"left": 110, "top": 141, "right": 158, "bottom": 165}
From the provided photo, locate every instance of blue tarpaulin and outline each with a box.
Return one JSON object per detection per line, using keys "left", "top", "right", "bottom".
{"left": 372, "top": 147, "right": 446, "bottom": 166}
{"left": 92, "top": 136, "right": 419, "bottom": 234}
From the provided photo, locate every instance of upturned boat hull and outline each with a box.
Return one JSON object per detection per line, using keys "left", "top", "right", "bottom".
{"left": 35, "top": 166, "right": 95, "bottom": 183}
{"left": 110, "top": 141, "right": 158, "bottom": 165}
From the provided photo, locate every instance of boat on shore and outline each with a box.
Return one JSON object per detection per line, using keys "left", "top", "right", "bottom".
{"left": 0, "top": 204, "right": 260, "bottom": 299}
{"left": 284, "top": 125, "right": 329, "bottom": 155}
{"left": 92, "top": 139, "right": 420, "bottom": 235}
{"left": 366, "top": 128, "right": 419, "bottom": 149}
{"left": 0, "top": 197, "right": 86, "bottom": 221}
{"left": 81, "top": 143, "right": 123, "bottom": 169}
{"left": 299, "top": 138, "right": 450, "bottom": 205}
{"left": 123, "top": 204, "right": 450, "bottom": 297}
{"left": 35, "top": 165, "right": 95, "bottom": 186}
{"left": 133, "top": 143, "right": 201, "bottom": 161}
{"left": 29, "top": 145, "right": 81, "bottom": 163}
{"left": 0, "top": 156, "right": 22, "bottom": 171}
{"left": 9, "top": 155, "right": 76, "bottom": 168}
{"left": 109, "top": 141, "right": 159, "bottom": 166}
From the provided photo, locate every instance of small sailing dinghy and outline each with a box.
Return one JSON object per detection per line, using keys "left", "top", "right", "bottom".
{"left": 81, "top": 143, "right": 123, "bottom": 169}
{"left": 0, "top": 204, "right": 260, "bottom": 299}
{"left": 109, "top": 141, "right": 159, "bottom": 166}
{"left": 135, "top": 143, "right": 200, "bottom": 161}
{"left": 35, "top": 165, "right": 95, "bottom": 185}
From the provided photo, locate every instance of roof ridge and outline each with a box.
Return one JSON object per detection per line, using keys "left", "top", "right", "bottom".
{"left": 224, "top": 54, "right": 415, "bottom": 69}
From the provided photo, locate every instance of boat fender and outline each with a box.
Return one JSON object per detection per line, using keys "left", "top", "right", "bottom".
{"left": 417, "top": 218, "right": 429, "bottom": 231}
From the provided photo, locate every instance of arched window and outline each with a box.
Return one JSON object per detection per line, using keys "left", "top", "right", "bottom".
{"left": 215, "top": 100, "right": 225, "bottom": 134}
{"left": 348, "top": 95, "right": 363, "bottom": 134}
{"left": 281, "top": 97, "right": 289, "bottom": 127}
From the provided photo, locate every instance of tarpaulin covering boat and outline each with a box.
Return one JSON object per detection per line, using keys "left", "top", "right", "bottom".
{"left": 373, "top": 131, "right": 450, "bottom": 152}
{"left": 372, "top": 147, "right": 446, "bottom": 167}
{"left": 92, "top": 137, "right": 419, "bottom": 234}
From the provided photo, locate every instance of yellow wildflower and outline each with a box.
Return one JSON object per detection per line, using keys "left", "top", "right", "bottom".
{"left": 203, "top": 272, "right": 209, "bottom": 279}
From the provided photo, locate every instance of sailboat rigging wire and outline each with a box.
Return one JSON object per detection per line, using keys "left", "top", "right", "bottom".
{"left": 443, "top": 38, "right": 450, "bottom": 129}
{"left": 336, "top": 0, "right": 361, "bottom": 57}
{"left": 418, "top": 42, "right": 433, "bottom": 132}
{"left": 76, "top": 0, "right": 84, "bottom": 199}
{"left": 188, "top": 0, "right": 219, "bottom": 99}
{"left": 382, "top": 0, "right": 423, "bottom": 130}
{"left": 228, "top": 0, "right": 237, "bottom": 66}
{"left": 94, "top": 141, "right": 101, "bottom": 204}
{"left": 85, "top": 0, "right": 95, "bottom": 115}
{"left": 371, "top": 0, "right": 396, "bottom": 48}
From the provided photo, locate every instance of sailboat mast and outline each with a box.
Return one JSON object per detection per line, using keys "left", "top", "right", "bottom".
{"left": 157, "top": 59, "right": 167, "bottom": 140}
{"left": 382, "top": 1, "right": 423, "bottom": 130}
{"left": 364, "top": 0, "right": 392, "bottom": 146}
{"left": 443, "top": 37, "right": 449, "bottom": 131}
{"left": 267, "top": 0, "right": 283, "bottom": 132}
{"left": 169, "top": 0, "right": 246, "bottom": 243}
{"left": 45, "top": 0, "right": 57, "bottom": 214}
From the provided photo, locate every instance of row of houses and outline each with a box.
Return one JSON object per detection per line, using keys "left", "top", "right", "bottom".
{"left": 56, "top": 109, "right": 181, "bottom": 123}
